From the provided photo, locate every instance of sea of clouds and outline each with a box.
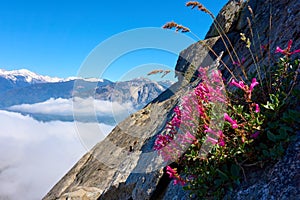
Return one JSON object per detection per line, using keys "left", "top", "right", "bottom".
{"left": 0, "top": 109, "right": 114, "bottom": 200}
{"left": 8, "top": 97, "right": 135, "bottom": 117}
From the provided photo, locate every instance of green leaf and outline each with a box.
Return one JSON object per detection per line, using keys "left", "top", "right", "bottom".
{"left": 262, "top": 150, "right": 269, "bottom": 157}
{"left": 216, "top": 169, "right": 229, "bottom": 181}
{"left": 290, "top": 135, "right": 297, "bottom": 141}
{"left": 259, "top": 143, "right": 268, "bottom": 149}
{"left": 281, "top": 126, "right": 293, "bottom": 132}
{"left": 230, "top": 164, "right": 240, "bottom": 177}
{"left": 256, "top": 117, "right": 264, "bottom": 125}
{"left": 289, "top": 110, "right": 300, "bottom": 119}
{"left": 214, "top": 179, "right": 224, "bottom": 187}
{"left": 272, "top": 94, "right": 279, "bottom": 106}
{"left": 278, "top": 129, "right": 288, "bottom": 140}
{"left": 267, "top": 131, "right": 277, "bottom": 142}
{"left": 267, "top": 122, "right": 278, "bottom": 129}
{"left": 262, "top": 101, "right": 275, "bottom": 110}
{"left": 277, "top": 144, "right": 284, "bottom": 155}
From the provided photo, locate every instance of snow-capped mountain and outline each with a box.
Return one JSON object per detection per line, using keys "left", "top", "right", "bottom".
{"left": 0, "top": 69, "right": 108, "bottom": 94}
{"left": 0, "top": 69, "right": 63, "bottom": 83}
{"left": 0, "top": 69, "right": 175, "bottom": 122}
{"left": 0, "top": 69, "right": 104, "bottom": 84}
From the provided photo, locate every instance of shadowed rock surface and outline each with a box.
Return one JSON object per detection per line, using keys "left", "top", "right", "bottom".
{"left": 44, "top": 0, "right": 300, "bottom": 199}
{"left": 224, "top": 131, "right": 300, "bottom": 200}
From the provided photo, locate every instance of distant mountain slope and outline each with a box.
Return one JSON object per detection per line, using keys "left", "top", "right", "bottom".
{"left": 0, "top": 69, "right": 174, "bottom": 110}
{"left": 0, "top": 69, "right": 63, "bottom": 83}
{"left": 94, "top": 78, "right": 170, "bottom": 108}
{"left": 0, "top": 69, "right": 63, "bottom": 93}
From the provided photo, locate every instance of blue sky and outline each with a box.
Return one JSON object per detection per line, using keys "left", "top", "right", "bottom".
{"left": 0, "top": 0, "right": 227, "bottom": 81}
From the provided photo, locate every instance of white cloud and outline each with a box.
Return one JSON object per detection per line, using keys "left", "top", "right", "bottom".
{"left": 0, "top": 110, "right": 114, "bottom": 200}
{"left": 8, "top": 97, "right": 136, "bottom": 118}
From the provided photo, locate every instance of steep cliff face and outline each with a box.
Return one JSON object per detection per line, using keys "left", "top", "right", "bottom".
{"left": 44, "top": 0, "right": 300, "bottom": 199}
{"left": 176, "top": 0, "right": 300, "bottom": 81}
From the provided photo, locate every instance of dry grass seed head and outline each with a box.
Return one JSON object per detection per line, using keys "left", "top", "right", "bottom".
{"left": 186, "top": 1, "right": 209, "bottom": 13}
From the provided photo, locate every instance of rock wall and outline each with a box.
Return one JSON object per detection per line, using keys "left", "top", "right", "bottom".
{"left": 225, "top": 131, "right": 300, "bottom": 200}
{"left": 44, "top": 0, "right": 300, "bottom": 199}
{"left": 176, "top": 0, "right": 300, "bottom": 82}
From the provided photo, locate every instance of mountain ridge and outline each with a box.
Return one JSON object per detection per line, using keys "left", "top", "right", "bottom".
{"left": 0, "top": 69, "right": 174, "bottom": 123}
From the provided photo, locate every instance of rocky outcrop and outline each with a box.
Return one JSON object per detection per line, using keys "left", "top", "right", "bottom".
{"left": 176, "top": 0, "right": 300, "bottom": 82}
{"left": 225, "top": 131, "right": 300, "bottom": 200}
{"left": 205, "top": 0, "right": 244, "bottom": 39}
{"left": 44, "top": 0, "right": 300, "bottom": 199}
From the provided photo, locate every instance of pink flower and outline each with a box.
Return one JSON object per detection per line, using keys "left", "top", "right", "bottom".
{"left": 255, "top": 103, "right": 260, "bottom": 113}
{"left": 231, "top": 78, "right": 259, "bottom": 100}
{"left": 233, "top": 57, "right": 246, "bottom": 67}
{"left": 154, "top": 135, "right": 170, "bottom": 150}
{"left": 166, "top": 166, "right": 177, "bottom": 178}
{"left": 232, "top": 124, "right": 238, "bottom": 129}
{"left": 173, "top": 179, "right": 186, "bottom": 186}
{"left": 218, "top": 131, "right": 225, "bottom": 147}
{"left": 275, "top": 40, "right": 300, "bottom": 57}
{"left": 218, "top": 138, "right": 225, "bottom": 147}
{"left": 261, "top": 44, "right": 267, "bottom": 51}
{"left": 232, "top": 61, "right": 239, "bottom": 66}
{"left": 195, "top": 83, "right": 209, "bottom": 100}
{"left": 206, "top": 136, "right": 218, "bottom": 144}
{"left": 166, "top": 166, "right": 186, "bottom": 186}
{"left": 171, "top": 116, "right": 181, "bottom": 128}
{"left": 275, "top": 46, "right": 285, "bottom": 54}
{"left": 195, "top": 103, "right": 205, "bottom": 117}
{"left": 293, "top": 49, "right": 300, "bottom": 54}
{"left": 230, "top": 79, "right": 246, "bottom": 90}
{"left": 251, "top": 131, "right": 260, "bottom": 139}
{"left": 205, "top": 128, "right": 225, "bottom": 146}
{"left": 224, "top": 113, "right": 238, "bottom": 129}
{"left": 174, "top": 106, "right": 181, "bottom": 116}
{"left": 204, "top": 127, "right": 218, "bottom": 136}
{"left": 199, "top": 84, "right": 209, "bottom": 93}
{"left": 185, "top": 131, "right": 196, "bottom": 141}
{"left": 249, "top": 78, "right": 259, "bottom": 92}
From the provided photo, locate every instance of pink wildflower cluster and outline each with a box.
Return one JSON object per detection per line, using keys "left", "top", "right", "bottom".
{"left": 275, "top": 40, "right": 300, "bottom": 57}
{"left": 229, "top": 77, "right": 261, "bottom": 139}
{"left": 198, "top": 67, "right": 227, "bottom": 103}
{"left": 204, "top": 127, "right": 225, "bottom": 146}
{"left": 230, "top": 78, "right": 259, "bottom": 100}
{"left": 166, "top": 166, "right": 186, "bottom": 186}
{"left": 153, "top": 92, "right": 203, "bottom": 161}
{"left": 154, "top": 67, "right": 227, "bottom": 161}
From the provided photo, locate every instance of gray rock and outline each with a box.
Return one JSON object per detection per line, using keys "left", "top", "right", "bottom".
{"left": 177, "top": 0, "right": 300, "bottom": 84}
{"left": 224, "top": 131, "right": 300, "bottom": 200}
{"left": 205, "top": 0, "right": 244, "bottom": 39}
